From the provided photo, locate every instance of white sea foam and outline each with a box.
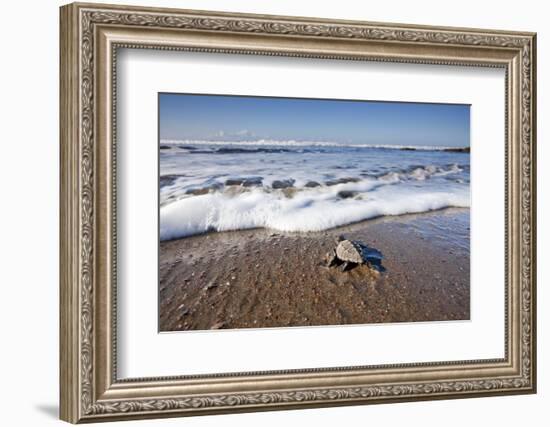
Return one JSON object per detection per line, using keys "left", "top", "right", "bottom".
{"left": 160, "top": 184, "right": 469, "bottom": 241}
{"left": 159, "top": 140, "right": 470, "bottom": 240}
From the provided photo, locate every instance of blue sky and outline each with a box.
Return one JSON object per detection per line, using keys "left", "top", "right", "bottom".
{"left": 159, "top": 93, "right": 470, "bottom": 147}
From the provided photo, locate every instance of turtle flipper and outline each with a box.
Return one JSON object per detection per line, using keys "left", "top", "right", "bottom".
{"left": 325, "top": 249, "right": 338, "bottom": 267}
{"left": 340, "top": 261, "right": 354, "bottom": 272}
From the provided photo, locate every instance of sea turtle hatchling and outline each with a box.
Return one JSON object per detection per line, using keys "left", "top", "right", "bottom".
{"left": 326, "top": 236, "right": 383, "bottom": 271}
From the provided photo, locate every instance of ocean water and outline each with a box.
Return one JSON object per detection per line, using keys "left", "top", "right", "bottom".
{"left": 159, "top": 140, "right": 470, "bottom": 241}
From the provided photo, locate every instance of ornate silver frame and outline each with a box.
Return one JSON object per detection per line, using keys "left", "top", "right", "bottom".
{"left": 60, "top": 2, "right": 536, "bottom": 423}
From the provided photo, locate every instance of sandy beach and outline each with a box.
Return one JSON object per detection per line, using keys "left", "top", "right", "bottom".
{"left": 159, "top": 207, "right": 470, "bottom": 331}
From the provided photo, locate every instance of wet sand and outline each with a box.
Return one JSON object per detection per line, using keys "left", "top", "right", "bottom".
{"left": 159, "top": 208, "right": 470, "bottom": 331}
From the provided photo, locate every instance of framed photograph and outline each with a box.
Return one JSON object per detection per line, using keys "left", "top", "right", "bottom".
{"left": 60, "top": 2, "right": 537, "bottom": 423}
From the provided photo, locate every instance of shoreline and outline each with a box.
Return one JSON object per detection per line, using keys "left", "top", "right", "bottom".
{"left": 159, "top": 207, "right": 470, "bottom": 332}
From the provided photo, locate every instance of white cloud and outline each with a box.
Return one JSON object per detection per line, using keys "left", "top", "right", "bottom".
{"left": 235, "top": 129, "right": 254, "bottom": 136}
{"left": 211, "top": 129, "right": 257, "bottom": 140}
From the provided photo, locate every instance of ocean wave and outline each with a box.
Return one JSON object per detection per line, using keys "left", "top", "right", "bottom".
{"left": 160, "top": 139, "right": 466, "bottom": 152}
{"left": 160, "top": 186, "right": 469, "bottom": 241}
{"left": 161, "top": 163, "right": 464, "bottom": 193}
{"left": 159, "top": 141, "right": 470, "bottom": 240}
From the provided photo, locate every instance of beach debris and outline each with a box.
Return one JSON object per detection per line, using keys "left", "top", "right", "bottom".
{"left": 326, "top": 236, "right": 384, "bottom": 272}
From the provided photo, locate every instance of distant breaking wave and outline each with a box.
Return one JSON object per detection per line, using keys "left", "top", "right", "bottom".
{"left": 160, "top": 139, "right": 464, "bottom": 152}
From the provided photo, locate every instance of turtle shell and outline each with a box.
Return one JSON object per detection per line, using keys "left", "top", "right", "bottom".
{"left": 335, "top": 240, "right": 365, "bottom": 264}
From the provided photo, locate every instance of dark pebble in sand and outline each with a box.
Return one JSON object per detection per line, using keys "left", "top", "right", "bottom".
{"left": 204, "top": 282, "right": 218, "bottom": 290}
{"left": 305, "top": 181, "right": 321, "bottom": 188}
{"left": 272, "top": 179, "right": 295, "bottom": 189}
{"left": 177, "top": 304, "right": 190, "bottom": 316}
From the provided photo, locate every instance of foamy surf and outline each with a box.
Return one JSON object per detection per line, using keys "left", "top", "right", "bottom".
{"left": 160, "top": 185, "right": 469, "bottom": 241}
{"left": 159, "top": 142, "right": 470, "bottom": 241}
